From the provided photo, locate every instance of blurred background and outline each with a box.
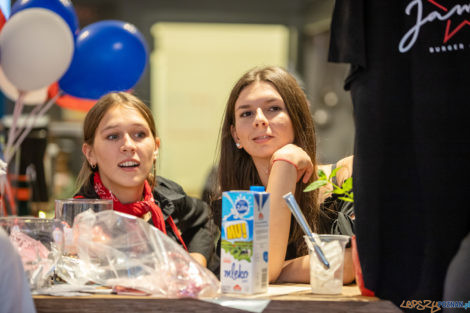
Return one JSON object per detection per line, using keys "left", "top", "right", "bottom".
{"left": 1, "top": 0, "right": 354, "bottom": 216}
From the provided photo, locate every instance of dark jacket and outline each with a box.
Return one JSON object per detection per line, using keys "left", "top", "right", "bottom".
{"left": 75, "top": 175, "right": 220, "bottom": 275}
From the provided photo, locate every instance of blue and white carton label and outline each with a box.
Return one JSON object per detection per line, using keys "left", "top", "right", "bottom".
{"left": 220, "top": 190, "right": 270, "bottom": 294}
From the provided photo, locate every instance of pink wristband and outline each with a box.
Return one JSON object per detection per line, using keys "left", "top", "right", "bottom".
{"left": 271, "top": 158, "right": 299, "bottom": 171}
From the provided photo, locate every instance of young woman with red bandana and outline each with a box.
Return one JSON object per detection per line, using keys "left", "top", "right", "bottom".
{"left": 75, "top": 92, "right": 218, "bottom": 271}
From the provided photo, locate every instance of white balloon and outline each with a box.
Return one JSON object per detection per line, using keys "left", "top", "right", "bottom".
{"left": 0, "top": 66, "right": 48, "bottom": 105}
{"left": 0, "top": 8, "right": 74, "bottom": 91}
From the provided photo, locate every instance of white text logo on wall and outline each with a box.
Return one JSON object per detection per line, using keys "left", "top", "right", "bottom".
{"left": 399, "top": 0, "right": 470, "bottom": 53}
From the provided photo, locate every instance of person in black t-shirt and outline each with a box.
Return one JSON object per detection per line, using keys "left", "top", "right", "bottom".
{"left": 328, "top": 0, "right": 470, "bottom": 305}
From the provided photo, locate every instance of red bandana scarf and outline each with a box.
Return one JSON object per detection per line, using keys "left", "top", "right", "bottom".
{"left": 92, "top": 172, "right": 187, "bottom": 250}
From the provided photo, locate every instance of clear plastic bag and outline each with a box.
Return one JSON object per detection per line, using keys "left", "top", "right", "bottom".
{"left": 0, "top": 217, "right": 64, "bottom": 291}
{"left": 71, "top": 209, "right": 219, "bottom": 298}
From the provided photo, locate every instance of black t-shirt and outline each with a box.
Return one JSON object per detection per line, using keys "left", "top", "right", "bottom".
{"left": 329, "top": 0, "right": 470, "bottom": 304}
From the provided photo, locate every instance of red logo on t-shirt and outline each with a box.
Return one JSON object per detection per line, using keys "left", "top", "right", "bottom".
{"left": 428, "top": 0, "right": 470, "bottom": 43}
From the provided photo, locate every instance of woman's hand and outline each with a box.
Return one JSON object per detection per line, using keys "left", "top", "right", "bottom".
{"left": 189, "top": 252, "right": 207, "bottom": 267}
{"left": 335, "top": 155, "right": 353, "bottom": 187}
{"left": 316, "top": 155, "right": 354, "bottom": 204}
{"left": 270, "top": 144, "right": 314, "bottom": 183}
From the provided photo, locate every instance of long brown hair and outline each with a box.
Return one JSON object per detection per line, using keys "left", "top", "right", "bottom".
{"left": 76, "top": 92, "right": 158, "bottom": 192}
{"left": 217, "top": 66, "right": 324, "bottom": 256}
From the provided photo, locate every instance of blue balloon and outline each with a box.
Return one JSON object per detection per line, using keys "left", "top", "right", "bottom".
{"left": 58, "top": 20, "right": 148, "bottom": 100}
{"left": 11, "top": 0, "right": 79, "bottom": 37}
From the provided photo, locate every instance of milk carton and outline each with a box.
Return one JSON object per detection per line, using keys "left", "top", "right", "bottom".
{"left": 220, "top": 187, "right": 270, "bottom": 294}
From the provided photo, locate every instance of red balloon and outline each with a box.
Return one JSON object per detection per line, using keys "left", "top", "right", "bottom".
{"left": 0, "top": 8, "right": 6, "bottom": 33}
{"left": 48, "top": 83, "right": 97, "bottom": 112}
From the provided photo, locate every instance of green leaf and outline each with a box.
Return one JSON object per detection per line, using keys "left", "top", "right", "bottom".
{"left": 338, "top": 196, "right": 354, "bottom": 202}
{"left": 333, "top": 187, "right": 345, "bottom": 195}
{"left": 304, "top": 180, "right": 328, "bottom": 192}
{"left": 305, "top": 165, "right": 355, "bottom": 204}
{"left": 317, "top": 169, "right": 328, "bottom": 180}
{"left": 329, "top": 166, "right": 342, "bottom": 180}
{"left": 342, "top": 177, "right": 353, "bottom": 191}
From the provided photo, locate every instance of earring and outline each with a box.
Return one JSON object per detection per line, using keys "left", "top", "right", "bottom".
{"left": 235, "top": 143, "right": 241, "bottom": 148}
{"left": 91, "top": 163, "right": 97, "bottom": 170}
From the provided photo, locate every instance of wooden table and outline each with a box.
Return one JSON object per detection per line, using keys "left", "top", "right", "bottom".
{"left": 34, "top": 284, "right": 402, "bottom": 313}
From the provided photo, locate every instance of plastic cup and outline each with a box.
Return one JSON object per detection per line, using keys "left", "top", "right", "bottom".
{"left": 304, "top": 234, "right": 350, "bottom": 294}
{"left": 54, "top": 199, "right": 113, "bottom": 227}
{"left": 0, "top": 217, "right": 64, "bottom": 290}
{"left": 55, "top": 198, "right": 113, "bottom": 252}
{"left": 54, "top": 199, "right": 113, "bottom": 284}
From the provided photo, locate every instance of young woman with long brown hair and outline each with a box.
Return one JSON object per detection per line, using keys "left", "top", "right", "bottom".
{"left": 216, "top": 66, "right": 354, "bottom": 283}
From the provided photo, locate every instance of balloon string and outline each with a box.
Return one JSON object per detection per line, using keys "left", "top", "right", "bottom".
{"left": 4, "top": 92, "right": 26, "bottom": 162}
{"left": 5, "top": 174, "right": 17, "bottom": 215}
{"left": 0, "top": 90, "right": 60, "bottom": 216}
{"left": 0, "top": 174, "right": 16, "bottom": 216}
{"left": 7, "top": 91, "right": 62, "bottom": 164}
{"left": 9, "top": 95, "right": 44, "bottom": 144}
{"left": 0, "top": 178, "right": 5, "bottom": 217}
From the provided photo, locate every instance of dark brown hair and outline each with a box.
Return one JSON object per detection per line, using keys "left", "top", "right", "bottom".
{"left": 217, "top": 66, "right": 324, "bottom": 256}
{"left": 76, "top": 92, "right": 158, "bottom": 192}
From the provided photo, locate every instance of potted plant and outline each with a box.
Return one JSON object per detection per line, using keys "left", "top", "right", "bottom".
{"left": 303, "top": 167, "right": 353, "bottom": 202}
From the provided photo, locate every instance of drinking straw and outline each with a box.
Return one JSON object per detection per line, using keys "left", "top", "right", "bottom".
{"left": 283, "top": 192, "right": 330, "bottom": 269}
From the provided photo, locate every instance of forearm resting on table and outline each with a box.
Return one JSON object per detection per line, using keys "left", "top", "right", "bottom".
{"left": 342, "top": 248, "right": 355, "bottom": 284}
{"left": 277, "top": 255, "right": 310, "bottom": 283}
{"left": 275, "top": 248, "right": 355, "bottom": 284}
{"left": 189, "top": 252, "right": 207, "bottom": 267}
